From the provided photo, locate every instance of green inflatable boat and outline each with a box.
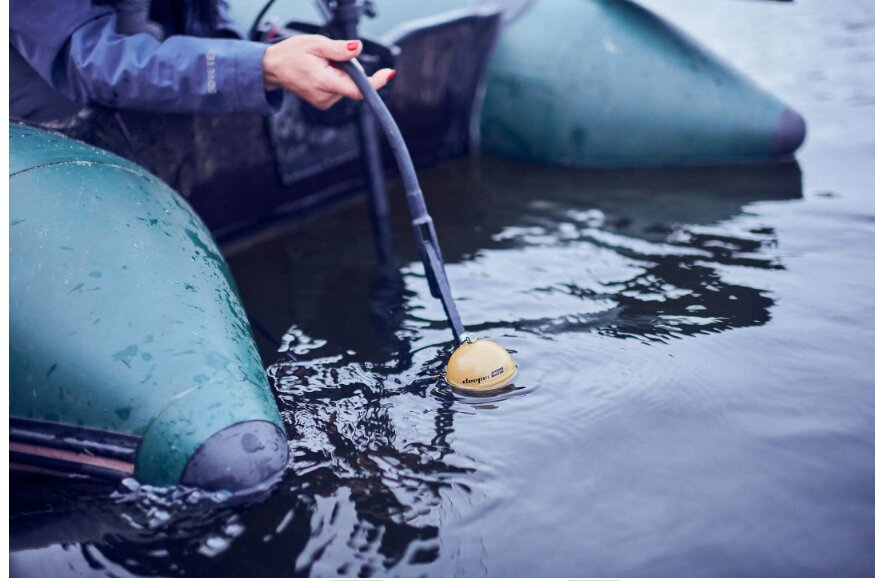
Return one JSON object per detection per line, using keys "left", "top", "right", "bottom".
{"left": 477, "top": 0, "right": 805, "bottom": 166}
{"left": 237, "top": 0, "right": 805, "bottom": 167}
{"left": 54, "top": 0, "right": 805, "bottom": 238}
{"left": 9, "top": 123, "right": 288, "bottom": 492}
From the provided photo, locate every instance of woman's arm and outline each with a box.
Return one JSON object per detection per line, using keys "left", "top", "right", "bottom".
{"left": 11, "top": 0, "right": 281, "bottom": 114}
{"left": 10, "top": 0, "right": 392, "bottom": 115}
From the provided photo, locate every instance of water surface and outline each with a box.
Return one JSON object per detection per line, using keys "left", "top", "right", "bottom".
{"left": 10, "top": 0, "right": 875, "bottom": 576}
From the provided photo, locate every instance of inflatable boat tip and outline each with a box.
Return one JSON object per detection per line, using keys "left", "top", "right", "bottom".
{"left": 180, "top": 421, "right": 289, "bottom": 493}
{"left": 770, "top": 106, "right": 807, "bottom": 158}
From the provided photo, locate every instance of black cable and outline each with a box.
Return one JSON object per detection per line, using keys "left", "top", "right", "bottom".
{"left": 339, "top": 63, "right": 423, "bottom": 216}
{"left": 284, "top": 0, "right": 466, "bottom": 342}
{"left": 339, "top": 60, "right": 466, "bottom": 342}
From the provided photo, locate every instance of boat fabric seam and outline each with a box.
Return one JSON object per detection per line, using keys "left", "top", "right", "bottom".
{"left": 10, "top": 159, "right": 154, "bottom": 180}
{"left": 131, "top": 381, "right": 213, "bottom": 458}
{"left": 133, "top": 380, "right": 286, "bottom": 482}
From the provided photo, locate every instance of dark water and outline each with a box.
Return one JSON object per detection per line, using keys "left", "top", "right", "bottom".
{"left": 10, "top": 0, "right": 875, "bottom": 576}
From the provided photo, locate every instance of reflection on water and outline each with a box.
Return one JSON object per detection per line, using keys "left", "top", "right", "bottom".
{"left": 426, "top": 160, "right": 796, "bottom": 343}
{"left": 231, "top": 158, "right": 801, "bottom": 361}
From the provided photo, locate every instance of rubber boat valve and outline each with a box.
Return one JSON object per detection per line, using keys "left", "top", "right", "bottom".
{"left": 325, "top": 6, "right": 518, "bottom": 392}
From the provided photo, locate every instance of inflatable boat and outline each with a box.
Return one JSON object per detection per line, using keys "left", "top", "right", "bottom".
{"left": 241, "top": 0, "right": 806, "bottom": 166}
{"left": 9, "top": 123, "right": 289, "bottom": 491}
{"left": 477, "top": 0, "right": 806, "bottom": 166}
{"left": 60, "top": 0, "right": 804, "bottom": 238}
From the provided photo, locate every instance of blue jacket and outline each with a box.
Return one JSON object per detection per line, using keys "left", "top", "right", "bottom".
{"left": 10, "top": 0, "right": 282, "bottom": 116}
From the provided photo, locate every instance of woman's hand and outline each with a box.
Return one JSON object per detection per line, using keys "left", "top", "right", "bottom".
{"left": 262, "top": 34, "right": 395, "bottom": 110}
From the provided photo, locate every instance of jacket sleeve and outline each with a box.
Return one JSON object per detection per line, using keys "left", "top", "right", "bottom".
{"left": 9, "top": 0, "right": 283, "bottom": 115}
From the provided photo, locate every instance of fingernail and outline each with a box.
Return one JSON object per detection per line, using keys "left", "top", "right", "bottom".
{"left": 347, "top": 41, "right": 360, "bottom": 51}
{"left": 387, "top": 69, "right": 397, "bottom": 81}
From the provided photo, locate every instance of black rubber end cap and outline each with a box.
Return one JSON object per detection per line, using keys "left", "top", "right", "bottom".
{"left": 180, "top": 421, "right": 289, "bottom": 493}
{"left": 770, "top": 106, "right": 806, "bottom": 158}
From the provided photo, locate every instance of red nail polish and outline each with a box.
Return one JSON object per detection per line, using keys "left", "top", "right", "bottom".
{"left": 347, "top": 41, "right": 359, "bottom": 51}
{"left": 387, "top": 69, "right": 397, "bottom": 81}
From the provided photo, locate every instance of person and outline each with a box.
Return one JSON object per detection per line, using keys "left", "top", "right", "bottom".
{"left": 9, "top": 0, "right": 395, "bottom": 123}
